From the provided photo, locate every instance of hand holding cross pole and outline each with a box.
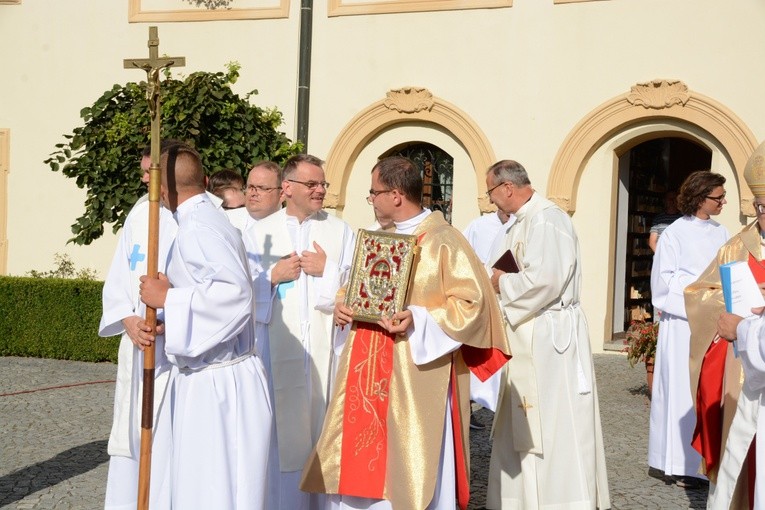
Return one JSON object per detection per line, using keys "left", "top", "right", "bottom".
{"left": 123, "top": 26, "right": 184, "bottom": 510}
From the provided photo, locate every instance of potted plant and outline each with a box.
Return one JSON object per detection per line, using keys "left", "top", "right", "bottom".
{"left": 623, "top": 319, "right": 659, "bottom": 393}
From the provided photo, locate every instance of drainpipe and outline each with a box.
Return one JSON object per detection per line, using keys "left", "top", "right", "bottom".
{"left": 296, "top": 0, "right": 313, "bottom": 150}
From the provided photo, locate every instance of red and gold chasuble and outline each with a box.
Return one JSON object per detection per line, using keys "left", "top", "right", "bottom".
{"left": 690, "top": 231, "right": 765, "bottom": 484}
{"left": 301, "top": 212, "right": 511, "bottom": 510}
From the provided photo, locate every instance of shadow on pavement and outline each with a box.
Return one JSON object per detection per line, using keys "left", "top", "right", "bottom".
{"left": 0, "top": 439, "right": 108, "bottom": 506}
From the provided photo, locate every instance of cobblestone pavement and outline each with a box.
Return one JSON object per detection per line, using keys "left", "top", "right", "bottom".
{"left": 0, "top": 353, "right": 709, "bottom": 509}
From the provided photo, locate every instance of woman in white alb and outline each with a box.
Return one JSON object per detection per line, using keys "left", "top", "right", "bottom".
{"left": 649, "top": 170, "right": 730, "bottom": 486}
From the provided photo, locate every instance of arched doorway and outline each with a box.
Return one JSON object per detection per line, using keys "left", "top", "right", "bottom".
{"left": 385, "top": 142, "right": 454, "bottom": 224}
{"left": 547, "top": 79, "right": 757, "bottom": 350}
{"left": 614, "top": 137, "right": 712, "bottom": 333}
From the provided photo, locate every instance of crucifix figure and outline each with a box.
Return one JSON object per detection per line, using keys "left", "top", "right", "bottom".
{"left": 124, "top": 26, "right": 185, "bottom": 122}
{"left": 123, "top": 26, "right": 184, "bottom": 510}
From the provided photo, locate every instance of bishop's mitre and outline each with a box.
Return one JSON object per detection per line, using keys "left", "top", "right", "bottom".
{"left": 745, "top": 140, "right": 765, "bottom": 198}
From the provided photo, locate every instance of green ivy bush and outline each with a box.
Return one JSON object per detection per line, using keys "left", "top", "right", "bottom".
{"left": 45, "top": 62, "right": 302, "bottom": 246}
{"left": 0, "top": 276, "right": 118, "bottom": 362}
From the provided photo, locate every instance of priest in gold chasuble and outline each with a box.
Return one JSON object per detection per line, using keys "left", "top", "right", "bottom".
{"left": 300, "top": 156, "right": 511, "bottom": 510}
{"left": 686, "top": 142, "right": 765, "bottom": 508}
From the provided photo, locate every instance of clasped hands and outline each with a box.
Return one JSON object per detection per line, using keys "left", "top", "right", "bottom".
{"left": 270, "top": 242, "right": 327, "bottom": 286}
{"left": 334, "top": 303, "right": 412, "bottom": 337}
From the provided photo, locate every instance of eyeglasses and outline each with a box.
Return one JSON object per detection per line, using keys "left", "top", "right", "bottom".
{"left": 286, "top": 179, "right": 330, "bottom": 190}
{"left": 756, "top": 203, "right": 765, "bottom": 215}
{"left": 485, "top": 181, "right": 507, "bottom": 198}
{"left": 705, "top": 193, "right": 726, "bottom": 205}
{"left": 366, "top": 188, "right": 393, "bottom": 204}
{"left": 246, "top": 184, "right": 279, "bottom": 194}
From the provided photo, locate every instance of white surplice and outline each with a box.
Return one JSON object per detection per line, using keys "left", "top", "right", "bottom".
{"left": 649, "top": 215, "right": 729, "bottom": 478}
{"left": 487, "top": 192, "right": 610, "bottom": 510}
{"left": 715, "top": 316, "right": 765, "bottom": 510}
{"left": 163, "top": 193, "right": 271, "bottom": 510}
{"left": 99, "top": 195, "right": 177, "bottom": 510}
{"left": 462, "top": 211, "right": 516, "bottom": 265}
{"left": 224, "top": 206, "right": 251, "bottom": 232}
{"left": 243, "top": 208, "right": 354, "bottom": 510}
{"left": 463, "top": 211, "right": 516, "bottom": 411}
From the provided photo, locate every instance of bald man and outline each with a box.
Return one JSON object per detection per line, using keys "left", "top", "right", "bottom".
{"left": 140, "top": 144, "right": 272, "bottom": 510}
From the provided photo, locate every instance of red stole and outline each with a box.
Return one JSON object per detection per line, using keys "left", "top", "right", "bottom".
{"left": 692, "top": 253, "right": 765, "bottom": 480}
{"left": 337, "top": 323, "right": 394, "bottom": 498}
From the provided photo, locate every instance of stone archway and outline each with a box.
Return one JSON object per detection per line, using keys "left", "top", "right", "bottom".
{"left": 548, "top": 79, "right": 759, "bottom": 216}
{"left": 323, "top": 87, "right": 496, "bottom": 213}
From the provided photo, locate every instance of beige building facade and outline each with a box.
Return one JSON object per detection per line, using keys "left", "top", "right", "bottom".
{"left": 2, "top": 0, "right": 764, "bottom": 351}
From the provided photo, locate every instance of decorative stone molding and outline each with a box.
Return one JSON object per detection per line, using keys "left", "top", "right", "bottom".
{"left": 324, "top": 87, "right": 496, "bottom": 213}
{"left": 626, "top": 79, "right": 690, "bottom": 109}
{"left": 548, "top": 196, "right": 571, "bottom": 211}
{"left": 383, "top": 87, "right": 434, "bottom": 114}
{"left": 548, "top": 79, "right": 758, "bottom": 216}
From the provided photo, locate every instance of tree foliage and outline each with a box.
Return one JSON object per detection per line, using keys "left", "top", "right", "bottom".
{"left": 45, "top": 62, "right": 301, "bottom": 245}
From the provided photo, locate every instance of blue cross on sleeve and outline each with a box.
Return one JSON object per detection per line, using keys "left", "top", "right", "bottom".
{"left": 129, "top": 244, "right": 146, "bottom": 271}
{"left": 276, "top": 280, "right": 295, "bottom": 299}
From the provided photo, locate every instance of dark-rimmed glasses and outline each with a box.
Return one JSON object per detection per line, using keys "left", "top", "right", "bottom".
{"left": 246, "top": 185, "right": 280, "bottom": 194}
{"left": 485, "top": 181, "right": 507, "bottom": 198}
{"left": 366, "top": 189, "right": 393, "bottom": 204}
{"left": 286, "top": 179, "right": 330, "bottom": 190}
{"left": 705, "top": 193, "right": 726, "bottom": 205}
{"left": 755, "top": 202, "right": 765, "bottom": 215}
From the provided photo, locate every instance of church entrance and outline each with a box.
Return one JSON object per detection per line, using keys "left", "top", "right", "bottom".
{"left": 385, "top": 142, "right": 454, "bottom": 224}
{"left": 613, "top": 136, "right": 712, "bottom": 334}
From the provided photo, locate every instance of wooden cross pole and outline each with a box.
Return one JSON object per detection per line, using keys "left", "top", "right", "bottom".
{"left": 123, "top": 26, "right": 184, "bottom": 510}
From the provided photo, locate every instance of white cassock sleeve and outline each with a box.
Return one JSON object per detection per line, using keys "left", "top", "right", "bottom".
{"left": 737, "top": 315, "right": 765, "bottom": 392}
{"left": 499, "top": 211, "right": 577, "bottom": 326}
{"left": 164, "top": 229, "right": 253, "bottom": 358}
{"left": 407, "top": 305, "right": 461, "bottom": 365}
{"left": 99, "top": 218, "right": 140, "bottom": 337}
{"left": 312, "top": 226, "right": 356, "bottom": 313}
{"left": 650, "top": 229, "right": 691, "bottom": 318}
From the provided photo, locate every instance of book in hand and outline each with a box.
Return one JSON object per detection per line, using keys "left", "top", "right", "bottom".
{"left": 719, "top": 261, "right": 765, "bottom": 317}
{"left": 492, "top": 249, "right": 520, "bottom": 274}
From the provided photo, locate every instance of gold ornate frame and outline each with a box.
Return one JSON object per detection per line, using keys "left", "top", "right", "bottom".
{"left": 128, "top": 0, "right": 289, "bottom": 22}
{"left": 328, "top": 0, "right": 510, "bottom": 17}
{"left": 345, "top": 229, "right": 418, "bottom": 323}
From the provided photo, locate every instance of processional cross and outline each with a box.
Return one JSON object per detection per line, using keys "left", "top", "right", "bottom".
{"left": 123, "top": 26, "right": 184, "bottom": 510}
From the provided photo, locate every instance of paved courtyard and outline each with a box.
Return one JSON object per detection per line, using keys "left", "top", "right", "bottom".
{"left": 1, "top": 353, "right": 708, "bottom": 509}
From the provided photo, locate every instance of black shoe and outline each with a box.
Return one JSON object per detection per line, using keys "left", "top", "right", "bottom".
{"left": 673, "top": 476, "right": 707, "bottom": 489}
{"left": 469, "top": 414, "right": 485, "bottom": 430}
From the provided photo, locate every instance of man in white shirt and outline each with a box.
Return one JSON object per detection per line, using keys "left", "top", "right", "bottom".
{"left": 301, "top": 155, "right": 510, "bottom": 509}
{"left": 140, "top": 144, "right": 271, "bottom": 509}
{"left": 100, "top": 140, "right": 185, "bottom": 510}
{"left": 243, "top": 154, "right": 355, "bottom": 510}
{"left": 486, "top": 159, "right": 610, "bottom": 509}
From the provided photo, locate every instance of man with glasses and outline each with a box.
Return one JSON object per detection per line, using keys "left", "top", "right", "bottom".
{"left": 301, "top": 155, "right": 510, "bottom": 509}
{"left": 483, "top": 159, "right": 610, "bottom": 509}
{"left": 244, "top": 160, "right": 284, "bottom": 225}
{"left": 244, "top": 153, "right": 355, "bottom": 510}
{"left": 686, "top": 155, "right": 765, "bottom": 507}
